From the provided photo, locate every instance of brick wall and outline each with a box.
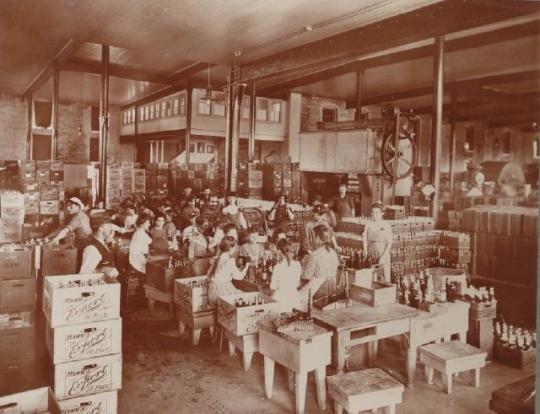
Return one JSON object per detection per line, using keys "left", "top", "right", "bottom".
{"left": 0, "top": 95, "right": 28, "bottom": 159}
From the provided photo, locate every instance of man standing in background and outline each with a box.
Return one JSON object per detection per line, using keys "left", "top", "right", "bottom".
{"left": 329, "top": 183, "right": 356, "bottom": 221}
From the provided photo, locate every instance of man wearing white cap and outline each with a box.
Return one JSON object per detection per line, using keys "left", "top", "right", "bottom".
{"left": 46, "top": 197, "right": 92, "bottom": 270}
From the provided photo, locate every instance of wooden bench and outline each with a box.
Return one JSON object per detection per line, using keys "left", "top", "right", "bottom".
{"left": 327, "top": 368, "right": 404, "bottom": 414}
{"left": 418, "top": 340, "right": 487, "bottom": 394}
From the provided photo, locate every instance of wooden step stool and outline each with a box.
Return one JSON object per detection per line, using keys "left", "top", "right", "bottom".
{"left": 144, "top": 284, "right": 174, "bottom": 317}
{"left": 418, "top": 340, "right": 487, "bottom": 394}
{"left": 327, "top": 368, "right": 404, "bottom": 414}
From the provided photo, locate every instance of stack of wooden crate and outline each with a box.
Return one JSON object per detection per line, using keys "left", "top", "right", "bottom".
{"left": 107, "top": 161, "right": 146, "bottom": 208}
{"left": 0, "top": 244, "right": 37, "bottom": 395}
{"left": 170, "top": 162, "right": 224, "bottom": 197}
{"left": 237, "top": 163, "right": 263, "bottom": 199}
{"left": 262, "top": 162, "right": 306, "bottom": 204}
{"left": 43, "top": 273, "right": 122, "bottom": 412}
{"left": 0, "top": 191, "right": 25, "bottom": 243}
{"left": 463, "top": 205, "right": 537, "bottom": 285}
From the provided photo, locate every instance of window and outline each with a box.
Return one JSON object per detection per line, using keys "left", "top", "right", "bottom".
{"left": 149, "top": 105, "right": 155, "bottom": 120}
{"left": 145, "top": 106, "right": 150, "bottom": 120}
{"left": 173, "top": 99, "right": 179, "bottom": 116}
{"left": 161, "top": 102, "right": 167, "bottom": 118}
{"left": 140, "top": 107, "right": 145, "bottom": 122}
{"left": 32, "top": 134, "right": 51, "bottom": 160}
{"left": 322, "top": 107, "right": 337, "bottom": 123}
{"left": 89, "top": 136, "right": 99, "bottom": 162}
{"left": 213, "top": 100, "right": 226, "bottom": 117}
{"left": 269, "top": 101, "right": 281, "bottom": 122}
{"left": 179, "top": 95, "right": 186, "bottom": 115}
{"left": 198, "top": 99, "right": 211, "bottom": 115}
{"left": 464, "top": 125, "right": 475, "bottom": 152}
{"left": 154, "top": 103, "right": 160, "bottom": 119}
{"left": 257, "top": 98, "right": 268, "bottom": 121}
{"left": 33, "top": 101, "right": 52, "bottom": 128}
{"left": 91, "top": 106, "right": 100, "bottom": 131}
{"left": 242, "top": 96, "right": 251, "bottom": 119}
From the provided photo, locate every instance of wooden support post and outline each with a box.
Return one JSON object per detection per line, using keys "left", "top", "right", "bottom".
{"left": 185, "top": 85, "right": 193, "bottom": 165}
{"left": 134, "top": 105, "right": 139, "bottom": 162}
{"left": 449, "top": 85, "right": 457, "bottom": 195}
{"left": 99, "top": 45, "right": 110, "bottom": 202}
{"left": 51, "top": 68, "right": 59, "bottom": 160}
{"left": 26, "top": 95, "right": 32, "bottom": 160}
{"left": 248, "top": 81, "right": 256, "bottom": 162}
{"left": 355, "top": 65, "right": 363, "bottom": 121}
{"left": 224, "top": 67, "right": 233, "bottom": 194}
{"left": 430, "top": 36, "right": 444, "bottom": 222}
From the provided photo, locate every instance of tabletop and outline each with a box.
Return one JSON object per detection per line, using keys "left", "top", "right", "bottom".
{"left": 259, "top": 317, "right": 332, "bottom": 345}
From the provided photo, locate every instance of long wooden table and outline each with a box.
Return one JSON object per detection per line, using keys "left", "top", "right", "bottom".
{"left": 312, "top": 300, "right": 470, "bottom": 388}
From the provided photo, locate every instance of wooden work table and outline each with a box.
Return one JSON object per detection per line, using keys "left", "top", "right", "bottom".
{"left": 312, "top": 300, "right": 470, "bottom": 388}
{"left": 258, "top": 318, "right": 333, "bottom": 414}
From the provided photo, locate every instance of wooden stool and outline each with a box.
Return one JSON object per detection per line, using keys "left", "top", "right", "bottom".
{"left": 418, "top": 340, "right": 487, "bottom": 394}
{"left": 175, "top": 305, "right": 216, "bottom": 346}
{"left": 144, "top": 284, "right": 174, "bottom": 317}
{"left": 327, "top": 368, "right": 404, "bottom": 414}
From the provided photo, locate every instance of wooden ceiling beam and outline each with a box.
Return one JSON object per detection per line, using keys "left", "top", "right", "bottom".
{"left": 455, "top": 86, "right": 540, "bottom": 112}
{"left": 169, "top": 62, "right": 211, "bottom": 84}
{"left": 61, "top": 58, "right": 170, "bottom": 84}
{"left": 456, "top": 107, "right": 536, "bottom": 123}
{"left": 240, "top": 1, "right": 539, "bottom": 82}
{"left": 22, "top": 39, "right": 84, "bottom": 100}
{"left": 487, "top": 113, "right": 539, "bottom": 128}
{"left": 120, "top": 85, "right": 183, "bottom": 110}
{"left": 259, "top": 19, "right": 539, "bottom": 96}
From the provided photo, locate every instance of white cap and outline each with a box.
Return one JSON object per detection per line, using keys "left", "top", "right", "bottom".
{"left": 68, "top": 197, "right": 85, "bottom": 209}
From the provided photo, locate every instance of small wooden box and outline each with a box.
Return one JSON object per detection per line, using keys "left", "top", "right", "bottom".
{"left": 217, "top": 292, "right": 290, "bottom": 336}
{"left": 145, "top": 256, "right": 183, "bottom": 293}
{"left": 174, "top": 276, "right": 210, "bottom": 313}
{"left": 55, "top": 390, "right": 118, "bottom": 414}
{"left": 350, "top": 282, "right": 396, "bottom": 307}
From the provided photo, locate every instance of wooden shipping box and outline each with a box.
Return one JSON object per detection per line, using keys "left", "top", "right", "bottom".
{"left": 0, "top": 386, "right": 56, "bottom": 414}
{"left": 52, "top": 354, "right": 122, "bottom": 400}
{"left": 54, "top": 390, "right": 117, "bottom": 414}
{"left": 0, "top": 245, "right": 33, "bottom": 280}
{"left": 0, "top": 310, "right": 34, "bottom": 361}
{"left": 146, "top": 257, "right": 184, "bottom": 293}
{"left": 0, "top": 278, "right": 36, "bottom": 311}
{"left": 174, "top": 276, "right": 210, "bottom": 313}
{"left": 41, "top": 245, "right": 77, "bottom": 277}
{"left": 43, "top": 273, "right": 120, "bottom": 328}
{"left": 218, "top": 292, "right": 290, "bottom": 336}
{"left": 350, "top": 282, "right": 396, "bottom": 307}
{"left": 46, "top": 318, "right": 122, "bottom": 364}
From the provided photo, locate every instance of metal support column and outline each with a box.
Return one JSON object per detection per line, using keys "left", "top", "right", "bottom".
{"left": 430, "top": 36, "right": 444, "bottom": 222}
{"left": 26, "top": 96, "right": 32, "bottom": 159}
{"left": 51, "top": 68, "right": 60, "bottom": 160}
{"left": 99, "top": 45, "right": 110, "bottom": 201}
{"left": 449, "top": 84, "right": 457, "bottom": 195}
{"left": 224, "top": 67, "right": 234, "bottom": 195}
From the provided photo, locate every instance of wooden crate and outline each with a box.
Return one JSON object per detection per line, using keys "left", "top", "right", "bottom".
{"left": 217, "top": 292, "right": 290, "bottom": 336}
{"left": 55, "top": 390, "right": 118, "bottom": 414}
{"left": 350, "top": 281, "right": 396, "bottom": 307}
{"left": 495, "top": 343, "right": 536, "bottom": 369}
{"left": 174, "top": 276, "right": 210, "bottom": 313}
{"left": 146, "top": 257, "right": 184, "bottom": 293}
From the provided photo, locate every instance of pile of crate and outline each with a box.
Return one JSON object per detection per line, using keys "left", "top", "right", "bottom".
{"left": 262, "top": 162, "right": 306, "bottom": 204}
{"left": 0, "top": 160, "right": 21, "bottom": 190}
{"left": 0, "top": 244, "right": 36, "bottom": 395}
{"left": 237, "top": 163, "right": 263, "bottom": 199}
{"left": 463, "top": 205, "right": 537, "bottom": 286}
{"left": 0, "top": 191, "right": 25, "bottom": 243}
{"left": 107, "top": 161, "right": 146, "bottom": 208}
{"left": 144, "top": 162, "right": 168, "bottom": 199}
{"left": 19, "top": 160, "right": 65, "bottom": 240}
{"left": 170, "top": 162, "right": 224, "bottom": 197}
{"left": 438, "top": 231, "right": 471, "bottom": 272}
{"left": 43, "top": 273, "right": 122, "bottom": 412}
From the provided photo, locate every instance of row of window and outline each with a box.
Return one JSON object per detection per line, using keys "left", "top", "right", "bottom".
{"left": 122, "top": 94, "right": 283, "bottom": 125}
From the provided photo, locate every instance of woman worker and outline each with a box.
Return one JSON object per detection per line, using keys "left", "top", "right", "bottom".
{"left": 298, "top": 224, "right": 340, "bottom": 306}
{"left": 363, "top": 202, "right": 393, "bottom": 282}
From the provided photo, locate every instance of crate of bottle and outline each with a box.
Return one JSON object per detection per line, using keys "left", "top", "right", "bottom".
{"left": 217, "top": 292, "right": 290, "bottom": 336}
{"left": 146, "top": 257, "right": 187, "bottom": 293}
{"left": 0, "top": 245, "right": 33, "bottom": 280}
{"left": 54, "top": 390, "right": 118, "bottom": 414}
{"left": 495, "top": 342, "right": 536, "bottom": 369}
{"left": 46, "top": 318, "right": 122, "bottom": 364}
{"left": 43, "top": 273, "right": 120, "bottom": 327}
{"left": 52, "top": 353, "right": 122, "bottom": 400}
{"left": 468, "top": 300, "right": 497, "bottom": 321}
{"left": 41, "top": 244, "right": 77, "bottom": 276}
{"left": 350, "top": 281, "right": 396, "bottom": 307}
{"left": 174, "top": 276, "right": 211, "bottom": 313}
{"left": 0, "top": 387, "right": 56, "bottom": 414}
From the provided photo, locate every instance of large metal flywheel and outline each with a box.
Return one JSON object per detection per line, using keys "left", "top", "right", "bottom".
{"left": 381, "top": 125, "right": 417, "bottom": 180}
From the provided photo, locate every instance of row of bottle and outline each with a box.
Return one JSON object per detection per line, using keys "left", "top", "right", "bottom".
{"left": 396, "top": 272, "right": 462, "bottom": 308}
{"left": 461, "top": 286, "right": 495, "bottom": 304}
{"left": 167, "top": 256, "right": 189, "bottom": 269}
{"left": 183, "top": 279, "right": 210, "bottom": 289}
{"left": 234, "top": 296, "right": 265, "bottom": 307}
{"left": 495, "top": 322, "right": 536, "bottom": 351}
{"left": 341, "top": 248, "right": 373, "bottom": 270}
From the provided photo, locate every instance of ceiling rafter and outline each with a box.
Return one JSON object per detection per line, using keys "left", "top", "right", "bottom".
{"left": 240, "top": 1, "right": 539, "bottom": 83}
{"left": 22, "top": 39, "right": 85, "bottom": 100}
{"left": 258, "top": 19, "right": 539, "bottom": 96}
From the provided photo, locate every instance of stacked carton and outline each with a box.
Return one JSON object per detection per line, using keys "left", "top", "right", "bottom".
{"left": 463, "top": 206, "right": 537, "bottom": 286}
{"left": 144, "top": 163, "right": 169, "bottom": 199}
{"left": 170, "top": 162, "right": 224, "bottom": 197}
{"left": 43, "top": 273, "right": 121, "bottom": 412}
{"left": 19, "top": 160, "right": 65, "bottom": 241}
{"left": 0, "top": 191, "right": 25, "bottom": 243}
{"left": 0, "top": 244, "right": 36, "bottom": 395}
{"left": 262, "top": 162, "right": 306, "bottom": 204}
{"left": 237, "top": 163, "right": 263, "bottom": 199}
{"left": 107, "top": 161, "right": 145, "bottom": 208}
